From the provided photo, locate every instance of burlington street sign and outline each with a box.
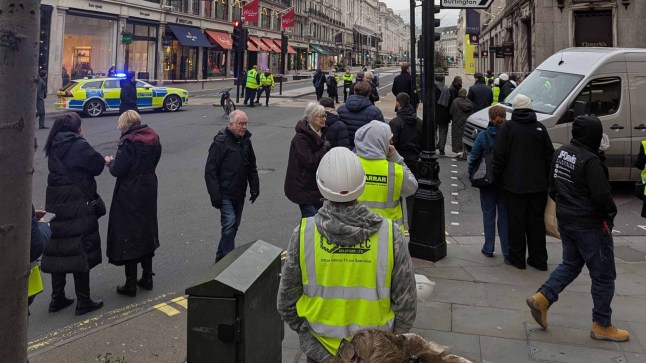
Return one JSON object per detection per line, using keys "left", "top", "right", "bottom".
{"left": 441, "top": 0, "right": 493, "bottom": 9}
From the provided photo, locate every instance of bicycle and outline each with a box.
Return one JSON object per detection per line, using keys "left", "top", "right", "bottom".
{"left": 215, "top": 87, "right": 236, "bottom": 117}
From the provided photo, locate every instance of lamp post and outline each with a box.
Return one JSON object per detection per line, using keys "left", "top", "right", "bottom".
{"left": 409, "top": 0, "right": 446, "bottom": 262}
{"left": 410, "top": 0, "right": 416, "bottom": 94}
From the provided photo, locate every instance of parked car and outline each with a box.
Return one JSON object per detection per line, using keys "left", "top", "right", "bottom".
{"left": 463, "top": 47, "right": 646, "bottom": 181}
{"left": 55, "top": 77, "right": 189, "bottom": 117}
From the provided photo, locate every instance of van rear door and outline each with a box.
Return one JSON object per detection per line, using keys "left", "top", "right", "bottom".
{"left": 629, "top": 76, "right": 646, "bottom": 180}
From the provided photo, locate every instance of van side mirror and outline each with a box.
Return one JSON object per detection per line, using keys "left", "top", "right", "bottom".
{"left": 573, "top": 101, "right": 587, "bottom": 117}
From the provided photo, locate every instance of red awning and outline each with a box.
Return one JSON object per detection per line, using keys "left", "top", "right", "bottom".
{"left": 261, "top": 38, "right": 281, "bottom": 53}
{"left": 248, "top": 36, "right": 269, "bottom": 51}
{"left": 272, "top": 39, "right": 297, "bottom": 54}
{"left": 247, "top": 40, "right": 258, "bottom": 52}
{"left": 205, "top": 30, "right": 233, "bottom": 50}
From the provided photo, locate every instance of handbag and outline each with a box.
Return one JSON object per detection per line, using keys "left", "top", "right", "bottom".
{"left": 544, "top": 196, "right": 560, "bottom": 239}
{"left": 634, "top": 181, "right": 646, "bottom": 201}
{"left": 53, "top": 152, "right": 106, "bottom": 218}
{"left": 469, "top": 133, "right": 495, "bottom": 188}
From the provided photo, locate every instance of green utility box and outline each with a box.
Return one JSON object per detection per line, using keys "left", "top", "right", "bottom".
{"left": 185, "top": 240, "right": 284, "bottom": 363}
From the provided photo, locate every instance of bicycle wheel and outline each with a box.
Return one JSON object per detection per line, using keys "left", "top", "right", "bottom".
{"left": 225, "top": 99, "right": 236, "bottom": 115}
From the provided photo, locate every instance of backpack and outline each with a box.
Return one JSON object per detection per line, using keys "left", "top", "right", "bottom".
{"left": 327, "top": 76, "right": 335, "bottom": 89}
{"left": 469, "top": 132, "right": 495, "bottom": 188}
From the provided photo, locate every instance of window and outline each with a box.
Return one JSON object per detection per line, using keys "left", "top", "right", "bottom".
{"left": 233, "top": 2, "right": 242, "bottom": 21}
{"left": 215, "top": 0, "right": 228, "bottom": 20}
{"left": 573, "top": 77, "right": 621, "bottom": 117}
{"left": 136, "top": 80, "right": 153, "bottom": 88}
{"left": 192, "top": 0, "right": 200, "bottom": 15}
{"left": 81, "top": 80, "right": 102, "bottom": 89}
{"left": 261, "top": 8, "right": 271, "bottom": 29}
{"left": 103, "top": 79, "right": 120, "bottom": 88}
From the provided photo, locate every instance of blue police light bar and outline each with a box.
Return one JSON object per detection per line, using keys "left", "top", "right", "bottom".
{"left": 115, "top": 72, "right": 127, "bottom": 78}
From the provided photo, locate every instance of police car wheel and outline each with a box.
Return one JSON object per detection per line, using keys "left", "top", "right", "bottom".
{"left": 163, "top": 95, "right": 181, "bottom": 112}
{"left": 84, "top": 100, "right": 104, "bottom": 118}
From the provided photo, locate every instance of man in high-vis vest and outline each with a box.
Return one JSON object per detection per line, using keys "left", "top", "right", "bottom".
{"left": 255, "top": 68, "right": 274, "bottom": 107}
{"left": 277, "top": 147, "right": 417, "bottom": 363}
{"left": 243, "top": 65, "right": 259, "bottom": 107}
{"left": 354, "top": 121, "right": 418, "bottom": 232}
{"left": 342, "top": 70, "right": 353, "bottom": 102}
{"left": 492, "top": 77, "right": 501, "bottom": 105}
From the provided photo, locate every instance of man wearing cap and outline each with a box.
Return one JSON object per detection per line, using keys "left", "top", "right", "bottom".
{"left": 493, "top": 94, "right": 554, "bottom": 271}
{"left": 498, "top": 73, "right": 516, "bottom": 104}
{"left": 277, "top": 147, "right": 417, "bottom": 363}
{"left": 526, "top": 115, "right": 628, "bottom": 343}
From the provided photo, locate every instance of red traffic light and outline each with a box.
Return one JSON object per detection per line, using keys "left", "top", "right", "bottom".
{"left": 233, "top": 21, "right": 241, "bottom": 28}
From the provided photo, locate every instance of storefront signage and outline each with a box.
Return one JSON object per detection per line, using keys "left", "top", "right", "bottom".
{"left": 122, "top": 33, "right": 133, "bottom": 44}
{"left": 502, "top": 42, "right": 514, "bottom": 57}
{"left": 139, "top": 11, "right": 151, "bottom": 17}
{"left": 87, "top": 2, "right": 103, "bottom": 9}
{"left": 481, "top": 50, "right": 489, "bottom": 57}
{"left": 574, "top": 11, "right": 612, "bottom": 47}
{"left": 176, "top": 17, "right": 193, "bottom": 26}
{"left": 162, "top": 37, "right": 172, "bottom": 47}
{"left": 495, "top": 47, "right": 504, "bottom": 58}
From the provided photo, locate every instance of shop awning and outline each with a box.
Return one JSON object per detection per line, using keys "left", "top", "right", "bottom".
{"left": 321, "top": 45, "right": 337, "bottom": 55}
{"left": 167, "top": 23, "right": 212, "bottom": 48}
{"left": 353, "top": 25, "right": 378, "bottom": 38}
{"left": 205, "top": 30, "right": 233, "bottom": 50}
{"left": 272, "top": 39, "right": 297, "bottom": 54}
{"left": 261, "top": 38, "right": 281, "bottom": 53}
{"left": 248, "top": 36, "right": 270, "bottom": 52}
{"left": 310, "top": 44, "right": 330, "bottom": 55}
{"left": 247, "top": 40, "right": 259, "bottom": 52}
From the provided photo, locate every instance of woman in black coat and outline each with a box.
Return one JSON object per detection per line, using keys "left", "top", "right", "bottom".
{"left": 105, "top": 110, "right": 162, "bottom": 297}
{"left": 284, "top": 102, "right": 330, "bottom": 217}
{"left": 42, "top": 113, "right": 107, "bottom": 316}
{"left": 119, "top": 71, "right": 138, "bottom": 115}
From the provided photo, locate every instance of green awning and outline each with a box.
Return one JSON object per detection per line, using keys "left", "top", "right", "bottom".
{"left": 310, "top": 44, "right": 330, "bottom": 55}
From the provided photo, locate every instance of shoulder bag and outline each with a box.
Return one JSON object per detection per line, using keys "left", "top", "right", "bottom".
{"left": 53, "top": 152, "right": 106, "bottom": 218}
{"left": 469, "top": 132, "right": 495, "bottom": 188}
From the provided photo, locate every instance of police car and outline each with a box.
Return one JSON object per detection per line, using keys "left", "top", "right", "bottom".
{"left": 55, "top": 77, "right": 189, "bottom": 117}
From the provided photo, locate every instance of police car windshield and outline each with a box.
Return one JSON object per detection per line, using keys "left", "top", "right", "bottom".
{"left": 136, "top": 80, "right": 153, "bottom": 88}
{"left": 504, "top": 70, "right": 583, "bottom": 115}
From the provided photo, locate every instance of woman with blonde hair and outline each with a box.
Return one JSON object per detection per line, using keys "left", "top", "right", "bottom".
{"left": 468, "top": 105, "right": 509, "bottom": 259}
{"left": 284, "top": 102, "right": 331, "bottom": 217}
{"left": 105, "top": 110, "right": 162, "bottom": 297}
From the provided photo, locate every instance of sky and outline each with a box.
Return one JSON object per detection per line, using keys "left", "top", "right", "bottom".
{"left": 380, "top": 0, "right": 460, "bottom": 27}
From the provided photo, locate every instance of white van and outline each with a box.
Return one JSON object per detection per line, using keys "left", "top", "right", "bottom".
{"left": 462, "top": 47, "right": 646, "bottom": 181}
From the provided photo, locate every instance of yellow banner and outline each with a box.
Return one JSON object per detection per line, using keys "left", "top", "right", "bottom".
{"left": 464, "top": 35, "right": 476, "bottom": 75}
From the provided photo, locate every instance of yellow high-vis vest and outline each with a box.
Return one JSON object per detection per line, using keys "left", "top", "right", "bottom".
{"left": 357, "top": 158, "right": 405, "bottom": 230}
{"left": 342, "top": 73, "right": 353, "bottom": 85}
{"left": 260, "top": 73, "right": 274, "bottom": 87}
{"left": 28, "top": 263, "right": 43, "bottom": 298}
{"left": 246, "top": 69, "right": 259, "bottom": 89}
{"left": 296, "top": 217, "right": 395, "bottom": 356}
{"left": 492, "top": 85, "right": 500, "bottom": 105}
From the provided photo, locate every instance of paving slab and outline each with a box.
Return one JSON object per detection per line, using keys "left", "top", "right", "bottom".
{"left": 484, "top": 282, "right": 535, "bottom": 310}
{"left": 624, "top": 352, "right": 646, "bottom": 363}
{"left": 526, "top": 321, "right": 645, "bottom": 353}
{"left": 621, "top": 263, "right": 646, "bottom": 279}
{"left": 410, "top": 328, "right": 482, "bottom": 363}
{"left": 528, "top": 340, "right": 627, "bottom": 363}
{"left": 479, "top": 336, "right": 534, "bottom": 363}
{"left": 414, "top": 266, "right": 477, "bottom": 282}
{"left": 413, "top": 300, "right": 452, "bottom": 332}
{"left": 463, "top": 265, "right": 549, "bottom": 287}
{"left": 431, "top": 278, "right": 488, "bottom": 306}
{"left": 451, "top": 304, "right": 527, "bottom": 340}
{"left": 628, "top": 321, "right": 646, "bottom": 352}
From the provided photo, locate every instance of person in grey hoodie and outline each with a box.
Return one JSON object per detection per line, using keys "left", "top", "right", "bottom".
{"left": 277, "top": 147, "right": 417, "bottom": 363}
{"left": 355, "top": 120, "right": 418, "bottom": 231}
{"left": 450, "top": 88, "right": 474, "bottom": 159}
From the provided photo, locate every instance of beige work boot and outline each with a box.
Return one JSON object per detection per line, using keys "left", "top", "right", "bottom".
{"left": 526, "top": 291, "right": 549, "bottom": 329}
{"left": 590, "top": 322, "right": 630, "bottom": 342}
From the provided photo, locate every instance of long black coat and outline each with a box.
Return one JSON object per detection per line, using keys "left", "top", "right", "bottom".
{"left": 119, "top": 79, "right": 138, "bottom": 115}
{"left": 284, "top": 119, "right": 328, "bottom": 205}
{"left": 43, "top": 132, "right": 105, "bottom": 273}
{"left": 107, "top": 125, "right": 162, "bottom": 265}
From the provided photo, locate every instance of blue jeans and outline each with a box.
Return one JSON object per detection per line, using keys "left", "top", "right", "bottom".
{"left": 216, "top": 198, "right": 245, "bottom": 262}
{"left": 539, "top": 222, "right": 616, "bottom": 327}
{"left": 299, "top": 201, "right": 323, "bottom": 218}
{"left": 480, "top": 187, "right": 509, "bottom": 255}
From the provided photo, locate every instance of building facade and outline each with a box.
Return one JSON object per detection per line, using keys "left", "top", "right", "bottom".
{"left": 467, "top": 0, "right": 646, "bottom": 76}
{"left": 39, "top": 0, "right": 409, "bottom": 93}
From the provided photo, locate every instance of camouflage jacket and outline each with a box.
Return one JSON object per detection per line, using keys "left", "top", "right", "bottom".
{"left": 277, "top": 201, "right": 417, "bottom": 362}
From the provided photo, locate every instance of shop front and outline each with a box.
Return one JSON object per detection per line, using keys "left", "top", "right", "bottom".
{"left": 62, "top": 10, "right": 119, "bottom": 80}
{"left": 205, "top": 30, "right": 232, "bottom": 77}
{"left": 124, "top": 19, "right": 159, "bottom": 80}
{"left": 248, "top": 35, "right": 270, "bottom": 70}
{"left": 309, "top": 44, "right": 332, "bottom": 70}
{"left": 272, "top": 38, "right": 297, "bottom": 71}
{"left": 261, "top": 37, "right": 281, "bottom": 73}
{"left": 295, "top": 47, "right": 308, "bottom": 71}
{"left": 163, "top": 23, "right": 212, "bottom": 80}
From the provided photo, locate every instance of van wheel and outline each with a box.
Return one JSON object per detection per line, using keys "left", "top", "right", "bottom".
{"left": 84, "top": 99, "right": 105, "bottom": 117}
{"left": 163, "top": 95, "right": 181, "bottom": 112}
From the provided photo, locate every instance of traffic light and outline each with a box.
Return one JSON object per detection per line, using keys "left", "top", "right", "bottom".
{"left": 434, "top": 5, "right": 441, "bottom": 41}
{"left": 281, "top": 32, "right": 288, "bottom": 54}
{"left": 232, "top": 21, "right": 242, "bottom": 51}
{"left": 240, "top": 28, "right": 249, "bottom": 52}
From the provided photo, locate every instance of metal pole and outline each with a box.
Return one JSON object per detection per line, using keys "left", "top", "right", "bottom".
{"left": 409, "top": 0, "right": 446, "bottom": 262}
{"left": 279, "top": 30, "right": 284, "bottom": 95}
{"left": 410, "top": 0, "right": 416, "bottom": 93}
{"left": 235, "top": 49, "right": 241, "bottom": 103}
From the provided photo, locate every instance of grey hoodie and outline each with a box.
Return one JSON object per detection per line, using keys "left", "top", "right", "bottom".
{"left": 354, "top": 121, "right": 419, "bottom": 199}
{"left": 277, "top": 201, "right": 417, "bottom": 362}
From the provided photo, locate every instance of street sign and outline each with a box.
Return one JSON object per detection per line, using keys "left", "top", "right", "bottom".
{"left": 441, "top": 0, "right": 493, "bottom": 9}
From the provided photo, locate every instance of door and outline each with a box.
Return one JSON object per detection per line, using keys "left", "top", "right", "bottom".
{"left": 102, "top": 79, "right": 121, "bottom": 110}
{"left": 136, "top": 80, "right": 154, "bottom": 108}
{"left": 629, "top": 75, "right": 646, "bottom": 180}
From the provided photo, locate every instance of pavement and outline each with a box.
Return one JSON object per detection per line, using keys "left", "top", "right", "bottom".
{"left": 27, "top": 236, "right": 646, "bottom": 363}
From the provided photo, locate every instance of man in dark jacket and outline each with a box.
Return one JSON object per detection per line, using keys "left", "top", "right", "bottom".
{"left": 37, "top": 70, "right": 48, "bottom": 129}
{"left": 492, "top": 94, "right": 554, "bottom": 270}
{"left": 498, "top": 73, "right": 516, "bottom": 103}
{"left": 434, "top": 75, "right": 452, "bottom": 156}
{"left": 467, "top": 72, "right": 493, "bottom": 112}
{"left": 337, "top": 81, "right": 385, "bottom": 150}
{"left": 320, "top": 97, "right": 349, "bottom": 148}
{"left": 389, "top": 92, "right": 422, "bottom": 229}
{"left": 205, "top": 110, "right": 260, "bottom": 263}
{"left": 448, "top": 76, "right": 462, "bottom": 101}
{"left": 119, "top": 71, "right": 138, "bottom": 115}
{"left": 313, "top": 69, "right": 326, "bottom": 101}
{"left": 392, "top": 63, "right": 417, "bottom": 110}
{"left": 526, "top": 115, "right": 629, "bottom": 343}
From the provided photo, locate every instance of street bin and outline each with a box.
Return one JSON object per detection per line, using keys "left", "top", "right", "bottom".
{"left": 185, "top": 240, "right": 284, "bottom": 363}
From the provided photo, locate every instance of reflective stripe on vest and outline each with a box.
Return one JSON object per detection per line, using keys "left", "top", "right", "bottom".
{"left": 343, "top": 74, "right": 353, "bottom": 84}
{"left": 492, "top": 86, "right": 500, "bottom": 105}
{"left": 357, "top": 158, "right": 405, "bottom": 228}
{"left": 260, "top": 74, "right": 274, "bottom": 86}
{"left": 246, "top": 69, "right": 258, "bottom": 89}
{"left": 296, "top": 217, "right": 395, "bottom": 355}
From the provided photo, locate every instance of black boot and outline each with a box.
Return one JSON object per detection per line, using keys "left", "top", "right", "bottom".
{"left": 49, "top": 273, "right": 74, "bottom": 313}
{"left": 137, "top": 255, "right": 154, "bottom": 291}
{"left": 117, "top": 261, "right": 137, "bottom": 297}
{"left": 74, "top": 272, "right": 103, "bottom": 316}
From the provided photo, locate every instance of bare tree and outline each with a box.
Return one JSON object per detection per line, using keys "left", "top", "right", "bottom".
{"left": 0, "top": 1, "right": 40, "bottom": 361}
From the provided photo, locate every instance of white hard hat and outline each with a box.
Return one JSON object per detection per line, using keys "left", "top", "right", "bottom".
{"left": 316, "top": 147, "right": 365, "bottom": 202}
{"left": 493, "top": 78, "right": 500, "bottom": 86}
{"left": 499, "top": 73, "right": 509, "bottom": 81}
